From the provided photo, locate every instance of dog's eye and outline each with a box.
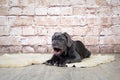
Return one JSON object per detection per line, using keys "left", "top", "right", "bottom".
{"left": 56, "top": 36, "right": 63, "bottom": 40}
{"left": 52, "top": 36, "right": 64, "bottom": 41}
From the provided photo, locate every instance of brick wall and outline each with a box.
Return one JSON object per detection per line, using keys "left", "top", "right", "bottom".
{"left": 0, "top": 0, "right": 120, "bottom": 53}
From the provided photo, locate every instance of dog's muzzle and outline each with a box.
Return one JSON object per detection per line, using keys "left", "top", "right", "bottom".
{"left": 52, "top": 40, "right": 66, "bottom": 55}
{"left": 53, "top": 48, "right": 63, "bottom": 55}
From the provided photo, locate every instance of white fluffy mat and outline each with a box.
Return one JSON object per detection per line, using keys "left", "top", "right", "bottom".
{"left": 0, "top": 54, "right": 115, "bottom": 68}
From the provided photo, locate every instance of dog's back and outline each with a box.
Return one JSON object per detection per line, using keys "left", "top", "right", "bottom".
{"left": 74, "top": 41, "right": 91, "bottom": 59}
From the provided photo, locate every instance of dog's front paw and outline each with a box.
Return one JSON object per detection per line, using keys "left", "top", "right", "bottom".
{"left": 58, "top": 64, "right": 67, "bottom": 67}
{"left": 44, "top": 60, "right": 55, "bottom": 66}
{"left": 55, "top": 62, "right": 67, "bottom": 67}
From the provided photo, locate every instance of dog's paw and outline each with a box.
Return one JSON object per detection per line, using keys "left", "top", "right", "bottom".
{"left": 55, "top": 62, "right": 67, "bottom": 67}
{"left": 59, "top": 64, "right": 67, "bottom": 67}
{"left": 44, "top": 60, "right": 54, "bottom": 66}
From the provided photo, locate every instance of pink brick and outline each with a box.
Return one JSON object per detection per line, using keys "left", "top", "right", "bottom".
{"left": 22, "top": 6, "right": 34, "bottom": 15}
{"left": 111, "top": 16, "right": 120, "bottom": 25}
{"left": 22, "top": 46, "right": 34, "bottom": 53}
{"left": 112, "top": 25, "right": 120, "bottom": 36}
{"left": 61, "top": 16, "right": 86, "bottom": 26}
{"left": 86, "top": 16, "right": 101, "bottom": 26}
{"left": 48, "top": 0, "right": 61, "bottom": 6}
{"left": 61, "top": 16, "right": 76, "bottom": 25}
{"left": 9, "top": 7, "right": 22, "bottom": 15}
{"left": 72, "top": 36, "right": 84, "bottom": 43}
{"left": 61, "top": 27, "right": 73, "bottom": 35}
{"left": 111, "top": 0, "right": 120, "bottom": 6}
{"left": 100, "top": 27, "right": 113, "bottom": 36}
{"left": 36, "top": 26, "right": 56, "bottom": 36}
{"left": 73, "top": 7, "right": 86, "bottom": 15}
{"left": 84, "top": 36, "right": 99, "bottom": 45}
{"left": 86, "top": 7, "right": 97, "bottom": 16}
{"left": 22, "top": 26, "right": 35, "bottom": 36}
{"left": 73, "top": 26, "right": 89, "bottom": 36}
{"left": 99, "top": 36, "right": 116, "bottom": 45}
{"left": 112, "top": 6, "right": 120, "bottom": 16}
{"left": 100, "top": 17, "right": 112, "bottom": 26}
{"left": 114, "top": 45, "right": 120, "bottom": 53}
{"left": 20, "top": 36, "right": 47, "bottom": 45}
{"left": 9, "top": 0, "right": 19, "bottom": 6}
{"left": 0, "top": 0, "right": 7, "bottom": 5}
{"left": 114, "top": 36, "right": 120, "bottom": 44}
{"left": 96, "top": 7, "right": 112, "bottom": 16}
{"left": 35, "top": 26, "right": 48, "bottom": 35}
{"left": 34, "top": 45, "right": 47, "bottom": 53}
{"left": 46, "top": 36, "right": 52, "bottom": 45}
{"left": 10, "top": 27, "right": 22, "bottom": 36}
{"left": 95, "top": 0, "right": 108, "bottom": 6}
{"left": 0, "top": 26, "right": 10, "bottom": 36}
{"left": 61, "top": 7, "right": 72, "bottom": 15}
{"left": 0, "top": 6, "right": 8, "bottom": 15}
{"left": 8, "top": 16, "right": 33, "bottom": 26}
{"left": 86, "top": 45, "right": 99, "bottom": 53}
{"left": 99, "top": 45, "right": 114, "bottom": 53}
{"left": 47, "top": 45, "right": 53, "bottom": 53}
{"left": 9, "top": 46, "right": 22, "bottom": 53}
{"left": 99, "top": 36, "right": 108, "bottom": 45}
{"left": 48, "top": 0, "right": 70, "bottom": 6}
{"left": 0, "top": 36, "right": 21, "bottom": 45}
{"left": 35, "top": 7, "right": 47, "bottom": 15}
{"left": 87, "top": 26, "right": 101, "bottom": 36}
{"left": 60, "top": 0, "right": 71, "bottom": 6}
{"left": 35, "top": 0, "right": 49, "bottom": 7}
{"left": 35, "top": 16, "right": 60, "bottom": 26}
{"left": 47, "top": 27, "right": 61, "bottom": 35}
{"left": 0, "top": 46, "right": 9, "bottom": 53}
{"left": 70, "top": 0, "right": 85, "bottom": 6}
{"left": 48, "top": 6, "right": 72, "bottom": 16}
{"left": 86, "top": 0, "right": 98, "bottom": 6}
{"left": 19, "top": 0, "right": 34, "bottom": 6}
{"left": 48, "top": 7, "right": 61, "bottom": 15}
{"left": 0, "top": 16, "right": 8, "bottom": 25}
{"left": 86, "top": 17, "right": 96, "bottom": 26}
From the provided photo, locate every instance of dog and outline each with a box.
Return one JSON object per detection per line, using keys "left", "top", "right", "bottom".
{"left": 45, "top": 32, "right": 91, "bottom": 67}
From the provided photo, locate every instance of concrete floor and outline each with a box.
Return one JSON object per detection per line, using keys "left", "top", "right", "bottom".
{"left": 0, "top": 54, "right": 120, "bottom": 80}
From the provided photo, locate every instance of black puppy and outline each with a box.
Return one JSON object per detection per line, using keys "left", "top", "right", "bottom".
{"left": 45, "top": 32, "right": 91, "bottom": 67}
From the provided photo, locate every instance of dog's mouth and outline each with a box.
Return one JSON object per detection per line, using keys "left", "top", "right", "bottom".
{"left": 53, "top": 48, "right": 63, "bottom": 55}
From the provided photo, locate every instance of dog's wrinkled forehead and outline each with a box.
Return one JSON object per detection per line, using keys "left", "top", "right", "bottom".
{"left": 52, "top": 32, "right": 73, "bottom": 47}
{"left": 52, "top": 32, "right": 66, "bottom": 40}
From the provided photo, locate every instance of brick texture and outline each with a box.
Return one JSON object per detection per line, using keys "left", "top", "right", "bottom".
{"left": 0, "top": 0, "right": 120, "bottom": 53}
{"left": 22, "top": 46, "right": 34, "bottom": 53}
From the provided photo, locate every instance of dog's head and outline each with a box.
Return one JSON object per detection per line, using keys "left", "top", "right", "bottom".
{"left": 52, "top": 32, "right": 73, "bottom": 55}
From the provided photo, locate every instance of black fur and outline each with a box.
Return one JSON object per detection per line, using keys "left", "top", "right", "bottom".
{"left": 45, "top": 32, "right": 91, "bottom": 67}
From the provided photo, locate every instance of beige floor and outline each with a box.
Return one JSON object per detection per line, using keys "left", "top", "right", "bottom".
{"left": 0, "top": 54, "right": 120, "bottom": 80}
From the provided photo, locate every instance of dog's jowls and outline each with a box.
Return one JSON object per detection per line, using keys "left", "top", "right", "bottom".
{"left": 45, "top": 32, "right": 91, "bottom": 67}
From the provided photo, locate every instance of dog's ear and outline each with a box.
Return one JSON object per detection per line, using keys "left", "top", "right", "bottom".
{"left": 63, "top": 32, "right": 73, "bottom": 47}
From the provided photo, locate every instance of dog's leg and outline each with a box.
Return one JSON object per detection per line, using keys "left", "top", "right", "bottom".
{"left": 45, "top": 55, "right": 59, "bottom": 66}
{"left": 66, "top": 51, "right": 82, "bottom": 63}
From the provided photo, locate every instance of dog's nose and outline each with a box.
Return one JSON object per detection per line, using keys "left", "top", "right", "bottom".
{"left": 52, "top": 40, "right": 58, "bottom": 43}
{"left": 52, "top": 40, "right": 61, "bottom": 47}
{"left": 52, "top": 40, "right": 57, "bottom": 46}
